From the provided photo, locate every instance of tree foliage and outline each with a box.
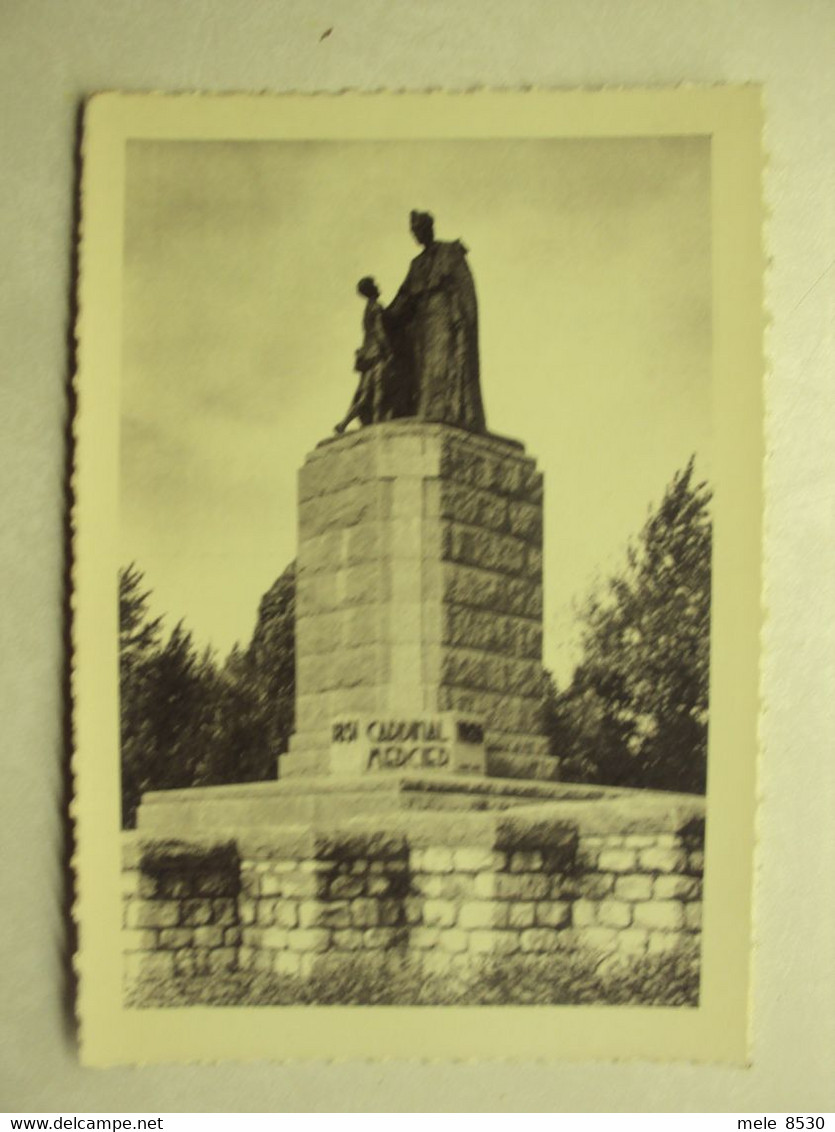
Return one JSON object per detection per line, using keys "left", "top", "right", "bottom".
{"left": 118, "top": 562, "right": 296, "bottom": 827}
{"left": 544, "top": 458, "right": 711, "bottom": 794}
{"left": 118, "top": 457, "right": 711, "bottom": 826}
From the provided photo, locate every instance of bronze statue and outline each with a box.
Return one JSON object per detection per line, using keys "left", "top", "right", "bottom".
{"left": 334, "top": 277, "right": 397, "bottom": 434}
{"left": 385, "top": 210, "right": 486, "bottom": 434}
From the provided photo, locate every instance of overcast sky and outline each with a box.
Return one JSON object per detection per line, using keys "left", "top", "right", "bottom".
{"left": 121, "top": 135, "right": 711, "bottom": 685}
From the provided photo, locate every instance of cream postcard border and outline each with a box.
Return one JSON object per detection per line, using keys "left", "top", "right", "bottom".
{"left": 73, "top": 88, "right": 763, "bottom": 1066}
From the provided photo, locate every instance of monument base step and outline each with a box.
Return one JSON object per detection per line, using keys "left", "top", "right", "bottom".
{"left": 137, "top": 772, "right": 585, "bottom": 838}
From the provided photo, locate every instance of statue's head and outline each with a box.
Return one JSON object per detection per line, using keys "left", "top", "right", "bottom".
{"left": 410, "top": 210, "right": 435, "bottom": 247}
{"left": 357, "top": 276, "right": 380, "bottom": 300}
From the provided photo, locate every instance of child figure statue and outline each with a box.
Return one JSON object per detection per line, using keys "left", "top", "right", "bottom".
{"left": 334, "top": 277, "right": 397, "bottom": 434}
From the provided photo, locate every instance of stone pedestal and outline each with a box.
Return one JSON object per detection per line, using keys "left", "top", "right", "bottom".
{"left": 284, "top": 421, "right": 555, "bottom": 782}
{"left": 127, "top": 420, "right": 707, "bottom": 994}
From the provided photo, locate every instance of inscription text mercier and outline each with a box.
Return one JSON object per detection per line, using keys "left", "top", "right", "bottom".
{"left": 329, "top": 714, "right": 486, "bottom": 775}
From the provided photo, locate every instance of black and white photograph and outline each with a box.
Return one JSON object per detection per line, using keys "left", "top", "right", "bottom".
{"left": 72, "top": 90, "right": 762, "bottom": 1064}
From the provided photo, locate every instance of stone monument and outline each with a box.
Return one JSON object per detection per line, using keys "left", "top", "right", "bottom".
{"left": 126, "top": 216, "right": 704, "bottom": 989}
{"left": 285, "top": 420, "right": 554, "bottom": 783}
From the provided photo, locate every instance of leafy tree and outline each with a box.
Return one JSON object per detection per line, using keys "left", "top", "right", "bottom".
{"left": 546, "top": 458, "right": 711, "bottom": 794}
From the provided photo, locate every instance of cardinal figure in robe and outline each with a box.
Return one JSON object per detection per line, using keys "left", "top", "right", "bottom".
{"left": 385, "top": 210, "right": 487, "bottom": 433}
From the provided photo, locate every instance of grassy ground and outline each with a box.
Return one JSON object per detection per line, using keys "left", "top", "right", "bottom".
{"left": 127, "top": 945, "right": 700, "bottom": 1008}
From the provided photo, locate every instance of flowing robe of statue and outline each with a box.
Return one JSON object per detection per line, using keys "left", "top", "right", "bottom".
{"left": 386, "top": 239, "right": 486, "bottom": 433}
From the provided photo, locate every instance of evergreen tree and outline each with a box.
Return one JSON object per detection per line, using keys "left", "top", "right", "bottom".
{"left": 119, "top": 564, "right": 163, "bottom": 827}
{"left": 546, "top": 458, "right": 711, "bottom": 794}
{"left": 119, "top": 567, "right": 220, "bottom": 826}
{"left": 194, "top": 561, "right": 296, "bottom": 786}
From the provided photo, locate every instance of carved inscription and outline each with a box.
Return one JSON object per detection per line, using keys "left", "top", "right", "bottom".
{"left": 330, "top": 714, "right": 485, "bottom": 775}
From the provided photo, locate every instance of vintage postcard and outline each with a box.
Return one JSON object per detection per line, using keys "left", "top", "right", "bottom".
{"left": 72, "top": 89, "right": 763, "bottom": 1066}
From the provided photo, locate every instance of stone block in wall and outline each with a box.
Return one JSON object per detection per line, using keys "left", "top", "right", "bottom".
{"left": 597, "top": 848, "right": 638, "bottom": 873}
{"left": 574, "top": 873, "right": 615, "bottom": 899}
{"left": 365, "top": 927, "right": 406, "bottom": 950}
{"left": 534, "top": 901, "right": 571, "bottom": 929}
{"left": 329, "top": 874, "right": 365, "bottom": 899}
{"left": 520, "top": 928, "right": 561, "bottom": 953}
{"left": 494, "top": 872, "right": 551, "bottom": 900}
{"left": 458, "top": 900, "right": 497, "bottom": 929}
{"left": 256, "top": 900, "right": 277, "bottom": 926}
{"left": 274, "top": 901, "right": 300, "bottom": 929}
{"left": 633, "top": 900, "right": 685, "bottom": 931}
{"left": 438, "top": 480, "right": 509, "bottom": 534}
{"left": 439, "top": 930, "right": 469, "bottom": 953}
{"left": 470, "top": 929, "right": 520, "bottom": 955}
{"left": 436, "top": 875, "right": 479, "bottom": 900}
{"left": 120, "top": 869, "right": 142, "bottom": 897}
{"left": 331, "top": 929, "right": 364, "bottom": 951}
{"left": 443, "top": 606, "right": 542, "bottom": 660}
{"left": 273, "top": 952, "right": 303, "bottom": 977}
{"left": 413, "top": 847, "right": 455, "bottom": 874}
{"left": 181, "top": 899, "right": 214, "bottom": 927}
{"left": 259, "top": 927, "right": 289, "bottom": 950}
{"left": 653, "top": 874, "right": 702, "bottom": 901}
{"left": 442, "top": 563, "right": 543, "bottom": 620}
{"left": 647, "top": 931, "right": 688, "bottom": 954}
{"left": 613, "top": 874, "right": 653, "bottom": 901}
{"left": 315, "top": 901, "right": 353, "bottom": 929}
{"left": 158, "top": 927, "right": 194, "bottom": 950}
{"left": 126, "top": 900, "right": 181, "bottom": 929}
{"left": 579, "top": 927, "right": 619, "bottom": 952}
{"left": 235, "top": 896, "right": 255, "bottom": 923}
{"left": 572, "top": 899, "right": 598, "bottom": 928}
{"left": 616, "top": 928, "right": 649, "bottom": 954}
{"left": 685, "top": 902, "right": 703, "bottom": 931}
{"left": 385, "top": 898, "right": 411, "bottom": 926}
{"left": 212, "top": 898, "right": 237, "bottom": 925}
{"left": 422, "top": 899, "right": 457, "bottom": 928}
{"left": 499, "top": 901, "right": 536, "bottom": 929}
{"left": 206, "top": 948, "right": 237, "bottom": 974}
{"left": 350, "top": 898, "right": 380, "bottom": 928}
{"left": 637, "top": 846, "right": 687, "bottom": 873}
{"left": 597, "top": 900, "right": 633, "bottom": 929}
{"left": 298, "top": 481, "right": 387, "bottom": 538}
{"left": 411, "top": 927, "right": 441, "bottom": 950}
{"left": 126, "top": 951, "right": 173, "bottom": 981}
{"left": 122, "top": 929, "right": 158, "bottom": 952}
{"left": 288, "top": 929, "right": 331, "bottom": 953}
{"left": 508, "top": 850, "right": 544, "bottom": 873}
{"left": 441, "top": 522, "right": 529, "bottom": 577}
{"left": 411, "top": 873, "right": 443, "bottom": 898}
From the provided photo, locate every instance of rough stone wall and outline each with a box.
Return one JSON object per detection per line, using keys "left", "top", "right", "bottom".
{"left": 121, "top": 837, "right": 241, "bottom": 984}
{"left": 285, "top": 421, "right": 548, "bottom": 777}
{"left": 237, "top": 839, "right": 412, "bottom": 978}
{"left": 435, "top": 430, "right": 546, "bottom": 759}
{"left": 122, "top": 813, "right": 704, "bottom": 988}
{"left": 569, "top": 832, "right": 703, "bottom": 956}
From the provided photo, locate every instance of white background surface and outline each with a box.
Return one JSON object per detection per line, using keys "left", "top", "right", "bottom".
{"left": 1, "top": 0, "right": 833, "bottom": 1112}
